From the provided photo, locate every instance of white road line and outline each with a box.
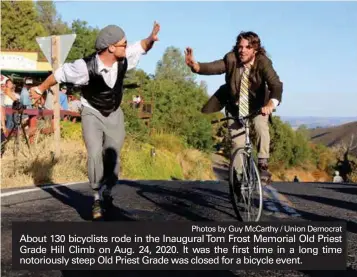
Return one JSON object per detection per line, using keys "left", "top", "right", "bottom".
{"left": 0, "top": 181, "right": 85, "bottom": 198}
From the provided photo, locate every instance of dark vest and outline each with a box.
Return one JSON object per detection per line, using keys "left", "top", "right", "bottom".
{"left": 82, "top": 53, "right": 128, "bottom": 116}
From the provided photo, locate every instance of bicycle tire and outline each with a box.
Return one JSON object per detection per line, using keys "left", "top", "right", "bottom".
{"left": 229, "top": 147, "right": 263, "bottom": 222}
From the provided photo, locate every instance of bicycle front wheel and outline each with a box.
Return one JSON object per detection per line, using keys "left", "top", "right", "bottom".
{"left": 229, "top": 148, "right": 263, "bottom": 222}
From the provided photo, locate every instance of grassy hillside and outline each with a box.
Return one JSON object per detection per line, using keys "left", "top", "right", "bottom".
{"left": 1, "top": 122, "right": 216, "bottom": 188}
{"left": 309, "top": 121, "right": 357, "bottom": 156}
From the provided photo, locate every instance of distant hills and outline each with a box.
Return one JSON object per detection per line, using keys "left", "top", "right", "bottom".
{"left": 281, "top": 116, "right": 357, "bottom": 129}
{"left": 308, "top": 121, "right": 357, "bottom": 156}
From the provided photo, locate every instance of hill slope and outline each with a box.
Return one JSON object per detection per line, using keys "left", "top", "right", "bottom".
{"left": 309, "top": 121, "right": 357, "bottom": 156}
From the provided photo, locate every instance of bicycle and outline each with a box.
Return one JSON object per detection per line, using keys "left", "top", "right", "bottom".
{"left": 211, "top": 109, "right": 263, "bottom": 222}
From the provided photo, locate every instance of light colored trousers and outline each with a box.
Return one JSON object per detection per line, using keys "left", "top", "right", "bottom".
{"left": 228, "top": 114, "right": 270, "bottom": 171}
{"left": 81, "top": 105, "right": 126, "bottom": 191}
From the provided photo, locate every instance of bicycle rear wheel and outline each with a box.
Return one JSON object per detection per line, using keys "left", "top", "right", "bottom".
{"left": 229, "top": 148, "right": 263, "bottom": 222}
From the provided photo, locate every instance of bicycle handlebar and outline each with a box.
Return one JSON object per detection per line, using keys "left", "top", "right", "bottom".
{"left": 211, "top": 109, "right": 263, "bottom": 124}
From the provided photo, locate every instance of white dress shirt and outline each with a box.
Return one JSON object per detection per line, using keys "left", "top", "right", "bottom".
{"left": 54, "top": 41, "right": 146, "bottom": 111}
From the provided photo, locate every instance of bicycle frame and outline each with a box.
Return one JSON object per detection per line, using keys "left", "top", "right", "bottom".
{"left": 211, "top": 108, "right": 264, "bottom": 221}
{"left": 212, "top": 108, "right": 262, "bottom": 153}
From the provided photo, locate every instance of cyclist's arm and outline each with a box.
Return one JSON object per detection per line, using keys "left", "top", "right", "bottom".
{"left": 196, "top": 59, "right": 226, "bottom": 75}
{"left": 261, "top": 56, "right": 283, "bottom": 106}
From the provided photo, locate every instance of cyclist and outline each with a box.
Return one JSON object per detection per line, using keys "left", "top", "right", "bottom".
{"left": 185, "top": 31, "right": 283, "bottom": 185}
{"left": 30, "top": 22, "right": 161, "bottom": 219}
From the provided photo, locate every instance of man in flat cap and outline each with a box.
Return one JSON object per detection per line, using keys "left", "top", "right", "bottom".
{"left": 30, "top": 22, "right": 160, "bottom": 220}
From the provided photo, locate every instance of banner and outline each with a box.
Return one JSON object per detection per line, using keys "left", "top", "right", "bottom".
{"left": 12, "top": 221, "right": 346, "bottom": 270}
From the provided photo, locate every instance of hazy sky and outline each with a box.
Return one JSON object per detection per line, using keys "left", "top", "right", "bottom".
{"left": 55, "top": 1, "right": 357, "bottom": 117}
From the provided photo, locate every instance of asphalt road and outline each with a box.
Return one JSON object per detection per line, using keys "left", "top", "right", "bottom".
{"left": 1, "top": 178, "right": 356, "bottom": 277}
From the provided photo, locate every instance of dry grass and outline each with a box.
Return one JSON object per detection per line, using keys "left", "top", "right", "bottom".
{"left": 1, "top": 124, "right": 216, "bottom": 188}
{"left": 178, "top": 149, "right": 216, "bottom": 180}
{"left": 1, "top": 133, "right": 88, "bottom": 188}
{"left": 271, "top": 167, "right": 331, "bottom": 182}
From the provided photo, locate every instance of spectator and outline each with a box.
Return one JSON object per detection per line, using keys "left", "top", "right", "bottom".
{"left": 133, "top": 95, "right": 141, "bottom": 108}
{"left": 68, "top": 95, "right": 82, "bottom": 113}
{"left": 1, "top": 82, "right": 6, "bottom": 138}
{"left": 1, "top": 77, "right": 7, "bottom": 134}
{"left": 3, "top": 79, "right": 19, "bottom": 130}
{"left": 293, "top": 176, "right": 299, "bottom": 182}
{"left": 44, "top": 89, "right": 54, "bottom": 110}
{"left": 20, "top": 78, "right": 33, "bottom": 109}
{"left": 333, "top": 171, "right": 343, "bottom": 183}
{"left": 60, "top": 85, "right": 69, "bottom": 110}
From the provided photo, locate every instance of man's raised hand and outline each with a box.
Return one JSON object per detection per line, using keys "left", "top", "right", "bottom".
{"left": 150, "top": 21, "right": 160, "bottom": 41}
{"left": 185, "top": 47, "right": 200, "bottom": 72}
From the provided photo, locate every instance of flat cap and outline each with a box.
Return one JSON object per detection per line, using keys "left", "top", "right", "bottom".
{"left": 95, "top": 25, "right": 126, "bottom": 51}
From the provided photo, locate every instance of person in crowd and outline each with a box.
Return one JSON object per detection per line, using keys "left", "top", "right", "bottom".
{"left": 59, "top": 85, "right": 69, "bottom": 110}
{"left": 333, "top": 171, "right": 343, "bottom": 183}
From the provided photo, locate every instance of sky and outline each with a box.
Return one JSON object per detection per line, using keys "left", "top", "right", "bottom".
{"left": 55, "top": 1, "right": 357, "bottom": 117}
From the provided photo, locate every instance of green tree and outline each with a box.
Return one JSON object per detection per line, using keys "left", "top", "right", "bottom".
{"left": 269, "top": 116, "right": 295, "bottom": 168}
{"left": 1, "top": 1, "right": 46, "bottom": 50}
{"left": 66, "top": 20, "right": 99, "bottom": 62}
{"left": 291, "top": 131, "right": 311, "bottom": 166}
{"left": 155, "top": 46, "right": 195, "bottom": 82}
{"left": 296, "top": 124, "right": 309, "bottom": 140}
{"left": 36, "top": 0, "right": 70, "bottom": 35}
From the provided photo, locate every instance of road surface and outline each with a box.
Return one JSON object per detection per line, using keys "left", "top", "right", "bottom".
{"left": 1, "top": 177, "right": 356, "bottom": 277}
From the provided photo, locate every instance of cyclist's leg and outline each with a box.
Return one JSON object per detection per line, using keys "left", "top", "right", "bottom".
{"left": 252, "top": 114, "right": 271, "bottom": 183}
{"left": 102, "top": 106, "right": 126, "bottom": 206}
{"left": 227, "top": 115, "right": 245, "bottom": 177}
{"left": 81, "top": 106, "right": 105, "bottom": 218}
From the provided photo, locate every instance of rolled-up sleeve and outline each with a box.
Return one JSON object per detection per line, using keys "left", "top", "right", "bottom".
{"left": 126, "top": 41, "right": 146, "bottom": 71}
{"left": 54, "top": 59, "right": 89, "bottom": 85}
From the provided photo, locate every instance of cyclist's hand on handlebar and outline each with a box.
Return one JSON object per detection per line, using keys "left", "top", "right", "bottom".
{"left": 184, "top": 47, "right": 200, "bottom": 72}
{"left": 261, "top": 101, "right": 275, "bottom": 116}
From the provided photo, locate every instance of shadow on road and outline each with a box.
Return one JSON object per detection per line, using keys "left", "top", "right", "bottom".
{"left": 278, "top": 192, "right": 357, "bottom": 234}
{"left": 322, "top": 185, "right": 357, "bottom": 196}
{"left": 194, "top": 187, "right": 231, "bottom": 205}
{"left": 213, "top": 166, "right": 229, "bottom": 180}
{"left": 38, "top": 184, "right": 135, "bottom": 222}
{"left": 282, "top": 192, "right": 357, "bottom": 212}
{"left": 120, "top": 180, "right": 237, "bottom": 221}
{"left": 25, "top": 148, "right": 135, "bottom": 222}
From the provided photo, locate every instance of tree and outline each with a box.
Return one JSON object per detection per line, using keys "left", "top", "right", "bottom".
{"left": 1, "top": 1, "right": 46, "bottom": 50}
{"left": 269, "top": 116, "right": 295, "bottom": 168}
{"left": 335, "top": 134, "right": 357, "bottom": 182}
{"left": 155, "top": 46, "right": 195, "bottom": 82}
{"left": 66, "top": 20, "right": 100, "bottom": 62}
{"left": 296, "top": 124, "right": 309, "bottom": 140}
{"left": 36, "top": 0, "right": 70, "bottom": 35}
